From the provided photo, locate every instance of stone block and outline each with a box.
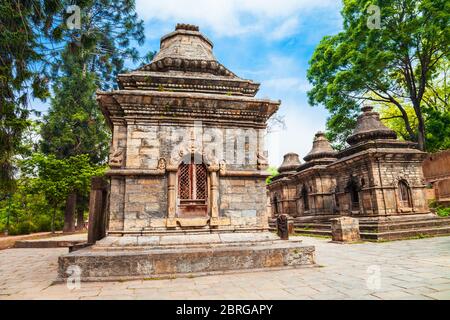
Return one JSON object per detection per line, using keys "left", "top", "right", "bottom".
{"left": 331, "top": 217, "right": 360, "bottom": 242}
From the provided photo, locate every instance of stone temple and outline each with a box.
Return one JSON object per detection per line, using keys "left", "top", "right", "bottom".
{"left": 58, "top": 24, "right": 315, "bottom": 281}
{"left": 268, "top": 106, "right": 450, "bottom": 240}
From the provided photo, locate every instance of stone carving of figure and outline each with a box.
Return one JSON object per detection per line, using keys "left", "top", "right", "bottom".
{"left": 157, "top": 158, "right": 166, "bottom": 171}
{"left": 276, "top": 214, "right": 289, "bottom": 240}
{"left": 109, "top": 147, "right": 123, "bottom": 167}
{"left": 257, "top": 152, "right": 268, "bottom": 170}
{"left": 219, "top": 160, "right": 226, "bottom": 175}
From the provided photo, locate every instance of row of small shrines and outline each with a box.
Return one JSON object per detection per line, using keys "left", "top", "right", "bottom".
{"left": 268, "top": 106, "right": 429, "bottom": 219}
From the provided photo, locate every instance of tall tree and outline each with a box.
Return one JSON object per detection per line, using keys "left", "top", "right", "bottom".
{"left": 0, "top": 0, "right": 60, "bottom": 198}
{"left": 307, "top": 0, "right": 449, "bottom": 150}
{"left": 41, "top": 0, "right": 145, "bottom": 231}
{"left": 52, "top": 0, "right": 145, "bottom": 89}
{"left": 40, "top": 51, "right": 109, "bottom": 231}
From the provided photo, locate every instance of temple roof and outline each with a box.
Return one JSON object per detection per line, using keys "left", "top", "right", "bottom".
{"left": 117, "top": 24, "right": 260, "bottom": 96}
{"left": 346, "top": 105, "right": 397, "bottom": 145}
{"left": 278, "top": 153, "right": 301, "bottom": 174}
{"left": 303, "top": 131, "right": 337, "bottom": 162}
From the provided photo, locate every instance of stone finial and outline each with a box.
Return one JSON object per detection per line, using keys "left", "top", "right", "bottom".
{"left": 346, "top": 104, "right": 397, "bottom": 145}
{"left": 278, "top": 153, "right": 301, "bottom": 173}
{"left": 175, "top": 23, "right": 200, "bottom": 31}
{"left": 303, "top": 131, "right": 337, "bottom": 162}
{"left": 361, "top": 104, "right": 374, "bottom": 113}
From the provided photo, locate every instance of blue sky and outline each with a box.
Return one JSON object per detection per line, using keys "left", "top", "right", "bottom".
{"left": 32, "top": 0, "right": 344, "bottom": 167}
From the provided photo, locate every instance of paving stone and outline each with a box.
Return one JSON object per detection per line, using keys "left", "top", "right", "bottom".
{"left": 1, "top": 236, "right": 450, "bottom": 300}
{"left": 423, "top": 290, "right": 450, "bottom": 300}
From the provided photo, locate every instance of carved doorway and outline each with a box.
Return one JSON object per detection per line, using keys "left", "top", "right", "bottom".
{"left": 177, "top": 158, "right": 208, "bottom": 217}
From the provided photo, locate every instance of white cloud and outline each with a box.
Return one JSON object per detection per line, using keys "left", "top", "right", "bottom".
{"left": 267, "top": 102, "right": 328, "bottom": 167}
{"left": 136, "top": 0, "right": 338, "bottom": 38}
{"left": 268, "top": 17, "right": 299, "bottom": 40}
{"left": 263, "top": 77, "right": 312, "bottom": 93}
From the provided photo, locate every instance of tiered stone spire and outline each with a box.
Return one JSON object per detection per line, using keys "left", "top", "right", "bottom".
{"left": 303, "top": 131, "right": 337, "bottom": 163}
{"left": 278, "top": 153, "right": 301, "bottom": 174}
{"left": 346, "top": 105, "right": 397, "bottom": 145}
{"left": 118, "top": 24, "right": 260, "bottom": 96}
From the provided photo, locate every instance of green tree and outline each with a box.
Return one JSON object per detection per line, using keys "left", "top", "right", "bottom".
{"left": 266, "top": 166, "right": 280, "bottom": 185}
{"left": 19, "top": 153, "right": 105, "bottom": 233}
{"left": 41, "top": 52, "right": 109, "bottom": 163}
{"left": 52, "top": 0, "right": 145, "bottom": 90}
{"left": 40, "top": 0, "right": 146, "bottom": 231}
{"left": 378, "top": 59, "right": 449, "bottom": 151}
{"left": 307, "top": 0, "right": 449, "bottom": 150}
{"left": 0, "top": 0, "right": 60, "bottom": 198}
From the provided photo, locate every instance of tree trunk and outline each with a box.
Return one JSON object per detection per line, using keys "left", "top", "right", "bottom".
{"left": 51, "top": 205, "right": 56, "bottom": 234}
{"left": 413, "top": 101, "right": 426, "bottom": 151}
{"left": 76, "top": 206, "right": 84, "bottom": 231}
{"left": 63, "top": 192, "right": 77, "bottom": 233}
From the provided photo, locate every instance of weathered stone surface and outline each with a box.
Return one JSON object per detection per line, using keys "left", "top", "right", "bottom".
{"left": 57, "top": 237, "right": 315, "bottom": 281}
{"left": 331, "top": 217, "right": 360, "bottom": 242}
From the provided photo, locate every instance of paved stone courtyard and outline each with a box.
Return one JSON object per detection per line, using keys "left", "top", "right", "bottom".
{"left": 0, "top": 236, "right": 449, "bottom": 300}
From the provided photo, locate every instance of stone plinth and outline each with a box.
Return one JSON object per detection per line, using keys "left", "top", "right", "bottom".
{"left": 57, "top": 232, "right": 315, "bottom": 282}
{"left": 331, "top": 217, "right": 360, "bottom": 242}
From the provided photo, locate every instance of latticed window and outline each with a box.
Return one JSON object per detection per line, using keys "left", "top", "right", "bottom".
{"left": 399, "top": 180, "right": 412, "bottom": 207}
{"left": 177, "top": 162, "right": 207, "bottom": 202}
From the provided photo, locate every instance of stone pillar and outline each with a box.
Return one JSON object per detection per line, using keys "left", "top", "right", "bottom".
{"left": 209, "top": 170, "right": 220, "bottom": 226}
{"left": 87, "top": 177, "right": 109, "bottom": 244}
{"left": 166, "top": 170, "right": 177, "bottom": 228}
{"left": 331, "top": 217, "right": 360, "bottom": 243}
{"left": 276, "top": 214, "right": 289, "bottom": 240}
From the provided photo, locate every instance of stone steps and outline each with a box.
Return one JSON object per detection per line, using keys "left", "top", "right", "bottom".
{"left": 360, "top": 217, "right": 450, "bottom": 232}
{"left": 361, "top": 226, "right": 450, "bottom": 241}
{"left": 269, "top": 215, "right": 450, "bottom": 241}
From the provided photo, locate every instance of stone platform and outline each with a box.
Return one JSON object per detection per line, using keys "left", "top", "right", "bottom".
{"left": 57, "top": 232, "right": 315, "bottom": 282}
{"left": 269, "top": 213, "right": 450, "bottom": 241}
{"left": 14, "top": 233, "right": 87, "bottom": 249}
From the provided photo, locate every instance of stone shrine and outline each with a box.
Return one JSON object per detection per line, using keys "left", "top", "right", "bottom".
{"left": 58, "top": 24, "right": 315, "bottom": 281}
{"left": 268, "top": 106, "right": 450, "bottom": 240}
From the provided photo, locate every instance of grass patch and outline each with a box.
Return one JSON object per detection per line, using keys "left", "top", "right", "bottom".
{"left": 294, "top": 233, "right": 331, "bottom": 239}
{"left": 144, "top": 276, "right": 176, "bottom": 281}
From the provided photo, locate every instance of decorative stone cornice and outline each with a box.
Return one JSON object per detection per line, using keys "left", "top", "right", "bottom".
{"left": 117, "top": 72, "right": 260, "bottom": 96}
{"left": 97, "top": 90, "right": 280, "bottom": 128}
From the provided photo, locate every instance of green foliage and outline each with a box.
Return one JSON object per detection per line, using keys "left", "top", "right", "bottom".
{"left": 436, "top": 206, "right": 450, "bottom": 217}
{"left": 0, "top": 0, "right": 60, "bottom": 197}
{"left": 5, "top": 153, "right": 107, "bottom": 233}
{"left": 40, "top": 51, "right": 110, "bottom": 163}
{"left": 307, "top": 0, "right": 450, "bottom": 150}
{"left": 436, "top": 207, "right": 450, "bottom": 217}
{"left": 425, "top": 107, "right": 450, "bottom": 152}
{"left": 266, "top": 166, "right": 280, "bottom": 184}
{"left": 52, "top": 0, "right": 146, "bottom": 90}
{"left": 0, "top": 184, "right": 64, "bottom": 235}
